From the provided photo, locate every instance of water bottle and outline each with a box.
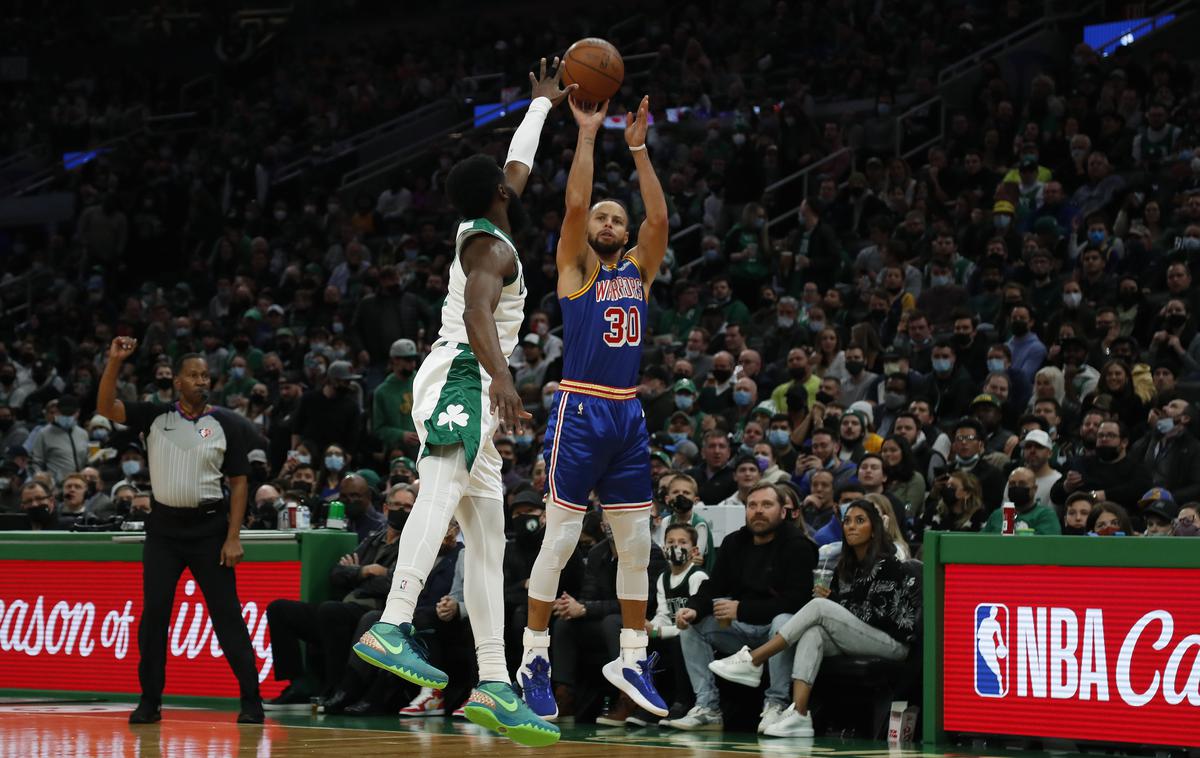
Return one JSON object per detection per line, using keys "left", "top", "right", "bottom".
{"left": 298, "top": 505, "right": 311, "bottom": 530}
{"left": 326, "top": 500, "right": 346, "bottom": 530}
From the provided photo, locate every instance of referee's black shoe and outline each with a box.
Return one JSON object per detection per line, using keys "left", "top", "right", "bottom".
{"left": 128, "top": 701, "right": 162, "bottom": 724}
{"left": 237, "top": 697, "right": 265, "bottom": 724}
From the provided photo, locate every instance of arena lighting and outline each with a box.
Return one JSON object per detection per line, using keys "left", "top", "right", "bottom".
{"left": 1084, "top": 15, "right": 1175, "bottom": 56}
{"left": 62, "top": 148, "right": 111, "bottom": 170}
{"left": 473, "top": 99, "right": 531, "bottom": 128}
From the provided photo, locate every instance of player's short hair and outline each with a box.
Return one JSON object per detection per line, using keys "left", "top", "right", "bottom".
{"left": 590, "top": 197, "right": 630, "bottom": 222}
{"left": 445, "top": 155, "right": 504, "bottom": 218}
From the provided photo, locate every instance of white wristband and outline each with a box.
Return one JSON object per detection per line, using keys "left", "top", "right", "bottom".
{"left": 505, "top": 96, "right": 552, "bottom": 169}
{"left": 629, "top": 143, "right": 646, "bottom": 153}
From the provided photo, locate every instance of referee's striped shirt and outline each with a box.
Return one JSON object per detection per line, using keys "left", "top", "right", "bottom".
{"left": 123, "top": 402, "right": 259, "bottom": 508}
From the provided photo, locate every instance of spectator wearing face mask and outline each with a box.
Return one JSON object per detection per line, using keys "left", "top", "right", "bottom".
{"left": 292, "top": 361, "right": 362, "bottom": 456}
{"left": 1129, "top": 399, "right": 1200, "bottom": 503}
{"left": 945, "top": 418, "right": 1006, "bottom": 512}
{"left": 644, "top": 523, "right": 709, "bottom": 723}
{"left": 925, "top": 341, "right": 976, "bottom": 426}
{"left": 984, "top": 467, "right": 1061, "bottom": 534}
{"left": 1051, "top": 420, "right": 1151, "bottom": 512}
{"left": 30, "top": 395, "right": 89, "bottom": 485}
{"left": 20, "top": 480, "right": 69, "bottom": 530}
{"left": 373, "top": 339, "right": 420, "bottom": 459}
{"left": 336, "top": 473, "right": 386, "bottom": 542}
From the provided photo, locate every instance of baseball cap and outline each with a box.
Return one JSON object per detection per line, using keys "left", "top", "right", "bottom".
{"left": 280, "top": 370, "right": 305, "bottom": 386}
{"left": 522, "top": 333, "right": 541, "bottom": 347}
{"left": 510, "top": 489, "right": 545, "bottom": 510}
{"left": 243, "top": 308, "right": 263, "bottom": 321}
{"left": 1033, "top": 216, "right": 1060, "bottom": 236}
{"left": 733, "top": 453, "right": 759, "bottom": 470}
{"left": 327, "top": 361, "right": 362, "bottom": 381}
{"left": 5, "top": 445, "right": 28, "bottom": 460}
{"left": 971, "top": 393, "right": 1002, "bottom": 409}
{"left": 389, "top": 456, "right": 416, "bottom": 471}
{"left": 267, "top": 304, "right": 285, "bottom": 316}
{"left": 1019, "top": 156, "right": 1038, "bottom": 171}
{"left": 673, "top": 379, "right": 698, "bottom": 394}
{"left": 1022, "top": 429, "right": 1053, "bottom": 450}
{"left": 57, "top": 395, "right": 80, "bottom": 415}
{"left": 993, "top": 200, "right": 1016, "bottom": 215}
{"left": 248, "top": 449, "right": 268, "bottom": 465}
{"left": 650, "top": 450, "right": 672, "bottom": 468}
{"left": 88, "top": 415, "right": 113, "bottom": 431}
{"left": 1139, "top": 487, "right": 1175, "bottom": 511}
{"left": 389, "top": 338, "right": 418, "bottom": 359}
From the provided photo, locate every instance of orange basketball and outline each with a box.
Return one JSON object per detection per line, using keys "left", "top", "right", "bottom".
{"left": 561, "top": 38, "right": 624, "bottom": 103}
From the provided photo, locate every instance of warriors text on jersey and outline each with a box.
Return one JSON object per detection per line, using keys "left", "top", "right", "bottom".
{"left": 559, "top": 256, "right": 645, "bottom": 389}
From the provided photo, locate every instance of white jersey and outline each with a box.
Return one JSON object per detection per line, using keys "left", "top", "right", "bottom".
{"left": 440, "top": 218, "right": 525, "bottom": 359}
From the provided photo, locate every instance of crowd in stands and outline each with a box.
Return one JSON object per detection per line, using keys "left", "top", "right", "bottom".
{"left": 4, "top": 0, "right": 1200, "bottom": 735}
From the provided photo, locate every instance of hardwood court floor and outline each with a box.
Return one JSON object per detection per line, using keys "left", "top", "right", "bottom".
{"left": 0, "top": 699, "right": 1083, "bottom": 758}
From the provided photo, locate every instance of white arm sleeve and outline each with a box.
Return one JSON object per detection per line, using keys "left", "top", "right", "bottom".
{"left": 505, "top": 97, "right": 553, "bottom": 169}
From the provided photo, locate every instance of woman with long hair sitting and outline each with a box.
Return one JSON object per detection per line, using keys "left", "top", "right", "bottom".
{"left": 707, "top": 500, "right": 919, "bottom": 737}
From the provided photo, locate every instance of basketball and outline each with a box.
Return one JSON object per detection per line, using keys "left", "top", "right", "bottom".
{"left": 561, "top": 38, "right": 624, "bottom": 103}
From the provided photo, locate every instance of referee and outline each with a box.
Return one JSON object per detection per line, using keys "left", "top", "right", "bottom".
{"left": 97, "top": 337, "right": 264, "bottom": 724}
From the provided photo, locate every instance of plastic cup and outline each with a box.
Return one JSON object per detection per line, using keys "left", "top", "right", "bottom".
{"left": 813, "top": 568, "right": 834, "bottom": 592}
{"left": 713, "top": 596, "right": 733, "bottom": 628}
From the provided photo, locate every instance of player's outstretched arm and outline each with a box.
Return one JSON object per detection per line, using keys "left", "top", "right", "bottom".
{"left": 460, "top": 239, "right": 531, "bottom": 431}
{"left": 503, "top": 57, "right": 576, "bottom": 196}
{"left": 557, "top": 97, "right": 608, "bottom": 287}
{"left": 625, "top": 96, "right": 668, "bottom": 289}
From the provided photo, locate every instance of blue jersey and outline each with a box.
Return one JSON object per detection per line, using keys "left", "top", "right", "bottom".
{"left": 559, "top": 256, "right": 646, "bottom": 389}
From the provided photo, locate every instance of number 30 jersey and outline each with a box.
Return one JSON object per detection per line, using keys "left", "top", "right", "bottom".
{"left": 559, "top": 255, "right": 646, "bottom": 390}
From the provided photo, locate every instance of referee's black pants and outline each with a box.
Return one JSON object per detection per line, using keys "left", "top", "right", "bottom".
{"left": 138, "top": 508, "right": 261, "bottom": 704}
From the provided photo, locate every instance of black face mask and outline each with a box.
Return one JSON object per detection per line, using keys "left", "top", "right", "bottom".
{"left": 1096, "top": 445, "right": 1120, "bottom": 462}
{"left": 1008, "top": 485, "right": 1033, "bottom": 509}
{"left": 116, "top": 498, "right": 133, "bottom": 516}
{"left": 844, "top": 361, "right": 864, "bottom": 376}
{"left": 789, "top": 367, "right": 808, "bottom": 382}
{"left": 710, "top": 368, "right": 732, "bottom": 383}
{"left": 387, "top": 508, "right": 409, "bottom": 532}
{"left": 156, "top": 377, "right": 173, "bottom": 390}
{"left": 344, "top": 500, "right": 367, "bottom": 519}
{"left": 815, "top": 391, "right": 834, "bottom": 405}
{"left": 1062, "top": 524, "right": 1089, "bottom": 536}
{"left": 1166, "top": 314, "right": 1187, "bottom": 331}
{"left": 512, "top": 514, "right": 542, "bottom": 546}
{"left": 1010, "top": 320, "right": 1030, "bottom": 337}
{"left": 953, "top": 333, "right": 972, "bottom": 348}
{"left": 27, "top": 505, "right": 53, "bottom": 525}
{"left": 669, "top": 494, "right": 694, "bottom": 514}
{"left": 233, "top": 339, "right": 250, "bottom": 352}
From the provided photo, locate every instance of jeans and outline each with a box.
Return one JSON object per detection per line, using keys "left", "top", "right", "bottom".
{"left": 679, "top": 613, "right": 794, "bottom": 711}
{"left": 779, "top": 598, "right": 908, "bottom": 684}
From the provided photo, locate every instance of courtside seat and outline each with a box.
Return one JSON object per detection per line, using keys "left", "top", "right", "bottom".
{"left": 811, "top": 559, "right": 923, "bottom": 739}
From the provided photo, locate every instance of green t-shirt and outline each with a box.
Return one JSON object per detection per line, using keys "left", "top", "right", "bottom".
{"left": 982, "top": 505, "right": 1062, "bottom": 535}
{"left": 724, "top": 224, "right": 769, "bottom": 282}
{"left": 373, "top": 371, "right": 416, "bottom": 447}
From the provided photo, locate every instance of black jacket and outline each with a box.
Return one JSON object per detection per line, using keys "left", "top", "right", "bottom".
{"left": 1128, "top": 428, "right": 1200, "bottom": 503}
{"left": 329, "top": 527, "right": 401, "bottom": 608}
{"left": 687, "top": 520, "right": 817, "bottom": 625}
{"left": 579, "top": 538, "right": 666, "bottom": 620}
{"left": 1049, "top": 452, "right": 1152, "bottom": 511}
{"left": 689, "top": 462, "right": 737, "bottom": 505}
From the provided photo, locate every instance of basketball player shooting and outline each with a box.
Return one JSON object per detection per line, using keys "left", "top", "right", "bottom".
{"left": 518, "top": 94, "right": 670, "bottom": 720}
{"left": 352, "top": 57, "right": 575, "bottom": 748}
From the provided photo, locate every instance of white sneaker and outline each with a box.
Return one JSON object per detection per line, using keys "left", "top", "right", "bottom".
{"left": 757, "top": 701, "right": 786, "bottom": 734}
{"left": 708, "top": 645, "right": 764, "bottom": 687}
{"left": 763, "top": 704, "right": 814, "bottom": 737}
{"left": 399, "top": 687, "right": 445, "bottom": 716}
{"left": 659, "top": 704, "right": 723, "bottom": 731}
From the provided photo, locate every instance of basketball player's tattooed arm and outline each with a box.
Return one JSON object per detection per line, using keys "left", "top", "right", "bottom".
{"left": 556, "top": 97, "right": 609, "bottom": 296}
{"left": 503, "top": 56, "right": 576, "bottom": 196}
{"left": 625, "top": 96, "right": 668, "bottom": 292}
{"left": 461, "top": 238, "right": 532, "bottom": 431}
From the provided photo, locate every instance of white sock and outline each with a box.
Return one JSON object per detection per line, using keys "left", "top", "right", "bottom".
{"left": 522, "top": 627, "right": 551, "bottom": 669}
{"left": 619, "top": 628, "right": 648, "bottom": 666}
{"left": 456, "top": 494, "right": 509, "bottom": 684}
{"left": 379, "top": 449, "right": 468, "bottom": 626}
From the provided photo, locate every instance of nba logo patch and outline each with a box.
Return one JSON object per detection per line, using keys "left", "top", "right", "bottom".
{"left": 974, "top": 603, "right": 1009, "bottom": 697}
{"left": 198, "top": 428, "right": 212, "bottom": 438}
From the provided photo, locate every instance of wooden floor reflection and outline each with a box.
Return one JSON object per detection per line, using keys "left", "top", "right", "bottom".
{"left": 0, "top": 701, "right": 943, "bottom": 758}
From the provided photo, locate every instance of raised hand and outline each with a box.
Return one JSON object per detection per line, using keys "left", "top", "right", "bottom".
{"left": 625, "top": 96, "right": 649, "bottom": 148}
{"left": 529, "top": 56, "right": 577, "bottom": 108}
{"left": 108, "top": 337, "right": 138, "bottom": 363}
{"left": 568, "top": 96, "right": 609, "bottom": 133}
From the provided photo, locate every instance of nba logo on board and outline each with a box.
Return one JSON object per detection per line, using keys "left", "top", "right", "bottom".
{"left": 974, "top": 603, "right": 1009, "bottom": 697}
